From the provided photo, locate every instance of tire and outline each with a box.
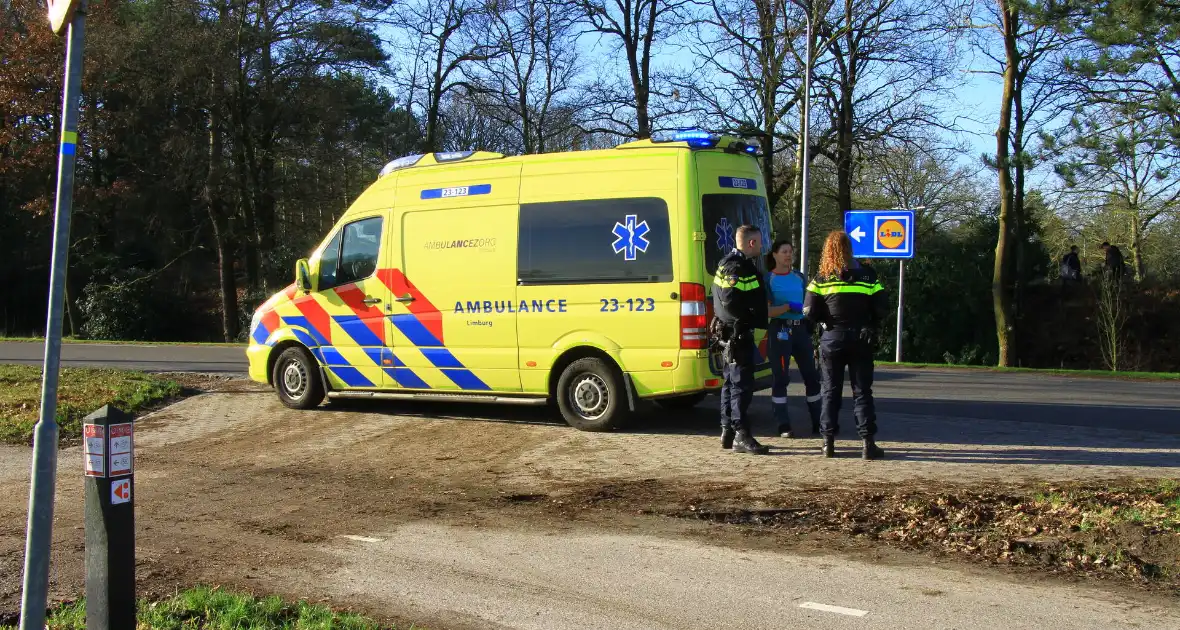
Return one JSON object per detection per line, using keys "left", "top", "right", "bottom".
{"left": 272, "top": 346, "right": 325, "bottom": 410}
{"left": 555, "top": 357, "right": 627, "bottom": 431}
{"left": 655, "top": 392, "right": 707, "bottom": 412}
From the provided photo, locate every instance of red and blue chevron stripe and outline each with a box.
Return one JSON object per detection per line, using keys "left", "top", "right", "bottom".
{"left": 254, "top": 269, "right": 488, "bottom": 392}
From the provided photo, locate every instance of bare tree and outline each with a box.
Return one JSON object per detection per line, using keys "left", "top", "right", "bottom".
{"left": 861, "top": 140, "right": 989, "bottom": 235}
{"left": 814, "top": 0, "right": 961, "bottom": 214}
{"left": 474, "top": 0, "right": 583, "bottom": 153}
{"left": 1094, "top": 268, "right": 1129, "bottom": 370}
{"left": 574, "top": 0, "right": 691, "bottom": 138}
{"left": 678, "top": 0, "right": 809, "bottom": 214}
{"left": 396, "top": 0, "right": 503, "bottom": 151}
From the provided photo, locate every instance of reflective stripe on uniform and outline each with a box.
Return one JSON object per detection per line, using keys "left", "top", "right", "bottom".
{"left": 772, "top": 396, "right": 787, "bottom": 404}
{"left": 714, "top": 272, "right": 761, "bottom": 291}
{"left": 807, "top": 281, "right": 883, "bottom": 296}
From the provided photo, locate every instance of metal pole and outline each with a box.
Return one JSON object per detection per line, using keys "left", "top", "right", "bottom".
{"left": 895, "top": 259, "right": 905, "bottom": 363}
{"left": 799, "top": 7, "right": 813, "bottom": 275}
{"left": 21, "top": 3, "right": 86, "bottom": 628}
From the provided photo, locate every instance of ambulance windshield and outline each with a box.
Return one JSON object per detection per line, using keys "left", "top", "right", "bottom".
{"left": 702, "top": 194, "right": 772, "bottom": 274}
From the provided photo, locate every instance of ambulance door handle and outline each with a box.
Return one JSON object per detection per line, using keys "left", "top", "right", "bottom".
{"left": 362, "top": 297, "right": 382, "bottom": 305}
{"left": 395, "top": 294, "right": 415, "bottom": 304}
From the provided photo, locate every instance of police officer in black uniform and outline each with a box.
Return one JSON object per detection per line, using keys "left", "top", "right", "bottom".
{"left": 713, "top": 224, "right": 770, "bottom": 455}
{"left": 803, "top": 230, "right": 889, "bottom": 460}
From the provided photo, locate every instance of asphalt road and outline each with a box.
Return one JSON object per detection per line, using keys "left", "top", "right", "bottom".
{"left": 2, "top": 340, "right": 1179, "bottom": 436}
{"left": 0, "top": 341, "right": 247, "bottom": 374}
{"left": 307, "top": 523, "right": 1180, "bottom": 630}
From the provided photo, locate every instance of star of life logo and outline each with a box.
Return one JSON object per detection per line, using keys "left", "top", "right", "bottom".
{"left": 611, "top": 214, "right": 651, "bottom": 261}
{"left": 716, "top": 217, "right": 736, "bottom": 251}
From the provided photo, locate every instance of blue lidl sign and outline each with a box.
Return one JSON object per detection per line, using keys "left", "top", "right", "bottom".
{"left": 844, "top": 210, "right": 915, "bottom": 259}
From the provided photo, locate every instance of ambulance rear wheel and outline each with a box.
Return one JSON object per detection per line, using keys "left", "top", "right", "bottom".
{"left": 556, "top": 357, "right": 626, "bottom": 432}
{"left": 273, "top": 346, "right": 325, "bottom": 410}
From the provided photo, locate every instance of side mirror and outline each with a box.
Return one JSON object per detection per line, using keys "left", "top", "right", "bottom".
{"left": 296, "top": 259, "right": 313, "bottom": 293}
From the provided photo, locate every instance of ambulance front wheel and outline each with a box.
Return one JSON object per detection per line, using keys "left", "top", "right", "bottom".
{"left": 556, "top": 357, "right": 627, "bottom": 432}
{"left": 273, "top": 346, "right": 325, "bottom": 410}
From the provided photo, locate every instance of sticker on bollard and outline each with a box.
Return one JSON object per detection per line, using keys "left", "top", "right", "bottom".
{"left": 83, "top": 405, "right": 137, "bottom": 629}
{"left": 108, "top": 423, "right": 133, "bottom": 477}
{"left": 111, "top": 479, "right": 131, "bottom": 505}
{"left": 83, "top": 424, "right": 105, "bottom": 477}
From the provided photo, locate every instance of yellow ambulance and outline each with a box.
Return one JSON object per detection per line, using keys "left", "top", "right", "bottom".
{"left": 246, "top": 130, "right": 774, "bottom": 431}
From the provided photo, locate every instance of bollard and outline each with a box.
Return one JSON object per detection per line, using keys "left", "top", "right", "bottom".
{"left": 82, "top": 405, "right": 135, "bottom": 630}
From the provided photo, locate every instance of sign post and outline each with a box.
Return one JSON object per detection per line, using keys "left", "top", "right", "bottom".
{"left": 83, "top": 405, "right": 137, "bottom": 630}
{"left": 844, "top": 209, "right": 916, "bottom": 362}
{"left": 20, "top": 0, "right": 88, "bottom": 628}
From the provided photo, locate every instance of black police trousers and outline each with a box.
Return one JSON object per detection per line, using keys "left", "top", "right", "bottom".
{"left": 818, "top": 330, "right": 877, "bottom": 438}
{"left": 720, "top": 336, "right": 757, "bottom": 433}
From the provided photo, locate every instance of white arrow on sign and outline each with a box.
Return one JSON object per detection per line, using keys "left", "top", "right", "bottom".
{"left": 850, "top": 226, "right": 866, "bottom": 242}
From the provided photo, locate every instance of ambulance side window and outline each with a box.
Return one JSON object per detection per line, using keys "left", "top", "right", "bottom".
{"left": 317, "top": 231, "right": 342, "bottom": 289}
{"left": 702, "top": 194, "right": 771, "bottom": 275}
{"left": 518, "top": 197, "right": 673, "bottom": 285}
{"left": 335, "top": 216, "right": 384, "bottom": 286}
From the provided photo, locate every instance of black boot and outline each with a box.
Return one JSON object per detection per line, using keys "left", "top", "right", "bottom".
{"left": 777, "top": 424, "right": 794, "bottom": 439}
{"left": 821, "top": 436, "right": 836, "bottom": 458}
{"left": 721, "top": 426, "right": 735, "bottom": 450}
{"left": 733, "top": 431, "right": 770, "bottom": 454}
{"left": 862, "top": 437, "right": 884, "bottom": 460}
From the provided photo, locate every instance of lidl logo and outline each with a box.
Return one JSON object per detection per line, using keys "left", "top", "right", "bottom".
{"left": 877, "top": 220, "right": 906, "bottom": 249}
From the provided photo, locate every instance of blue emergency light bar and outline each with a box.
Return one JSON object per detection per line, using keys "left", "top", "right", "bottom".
{"left": 652, "top": 128, "right": 762, "bottom": 156}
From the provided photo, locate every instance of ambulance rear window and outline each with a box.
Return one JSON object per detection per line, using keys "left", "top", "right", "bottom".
{"left": 518, "top": 197, "right": 673, "bottom": 285}
{"left": 702, "top": 194, "right": 772, "bottom": 274}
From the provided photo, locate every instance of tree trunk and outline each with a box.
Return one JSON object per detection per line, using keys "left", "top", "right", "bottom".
{"left": 836, "top": 0, "right": 855, "bottom": 214}
{"left": 992, "top": 0, "right": 1019, "bottom": 367}
{"left": 1011, "top": 71, "right": 1027, "bottom": 366}
{"left": 1130, "top": 217, "right": 1146, "bottom": 282}
{"left": 206, "top": 18, "right": 240, "bottom": 343}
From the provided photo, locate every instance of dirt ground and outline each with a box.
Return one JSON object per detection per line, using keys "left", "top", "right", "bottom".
{"left": 1, "top": 380, "right": 1178, "bottom": 627}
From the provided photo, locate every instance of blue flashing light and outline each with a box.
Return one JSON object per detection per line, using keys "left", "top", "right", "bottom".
{"left": 744, "top": 145, "right": 758, "bottom": 154}
{"left": 673, "top": 129, "right": 714, "bottom": 141}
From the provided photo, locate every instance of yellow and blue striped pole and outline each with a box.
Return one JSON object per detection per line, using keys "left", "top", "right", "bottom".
{"left": 21, "top": 1, "right": 87, "bottom": 628}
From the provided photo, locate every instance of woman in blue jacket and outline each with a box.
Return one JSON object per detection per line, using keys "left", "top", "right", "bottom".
{"left": 765, "top": 239, "right": 822, "bottom": 438}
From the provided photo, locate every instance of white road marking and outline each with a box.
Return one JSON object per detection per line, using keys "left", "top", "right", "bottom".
{"left": 799, "top": 602, "right": 869, "bottom": 617}
{"left": 341, "top": 535, "right": 383, "bottom": 543}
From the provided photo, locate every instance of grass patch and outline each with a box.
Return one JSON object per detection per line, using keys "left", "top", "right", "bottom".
{"left": 885, "top": 361, "right": 1180, "bottom": 381}
{"left": 1030, "top": 481, "right": 1180, "bottom": 532}
{"left": 0, "top": 336, "right": 243, "bottom": 347}
{"left": 0, "top": 365, "right": 182, "bottom": 445}
{"left": 1, "top": 586, "right": 407, "bottom": 629}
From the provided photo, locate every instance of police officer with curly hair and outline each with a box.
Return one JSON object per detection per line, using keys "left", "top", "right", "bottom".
{"left": 804, "top": 230, "right": 889, "bottom": 460}
{"left": 713, "top": 224, "right": 770, "bottom": 455}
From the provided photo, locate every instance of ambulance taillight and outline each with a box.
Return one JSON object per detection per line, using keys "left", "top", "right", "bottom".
{"left": 679, "top": 282, "right": 708, "bottom": 349}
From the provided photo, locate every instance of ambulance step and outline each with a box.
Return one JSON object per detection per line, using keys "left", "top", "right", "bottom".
{"left": 327, "top": 391, "right": 548, "bottom": 406}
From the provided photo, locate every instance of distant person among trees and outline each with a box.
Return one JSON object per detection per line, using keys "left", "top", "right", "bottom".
{"left": 1100, "top": 242, "right": 1125, "bottom": 281}
{"left": 1060, "top": 245, "right": 1082, "bottom": 285}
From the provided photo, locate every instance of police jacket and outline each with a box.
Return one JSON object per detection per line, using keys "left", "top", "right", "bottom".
{"left": 803, "top": 262, "right": 888, "bottom": 331}
{"left": 713, "top": 249, "right": 769, "bottom": 331}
